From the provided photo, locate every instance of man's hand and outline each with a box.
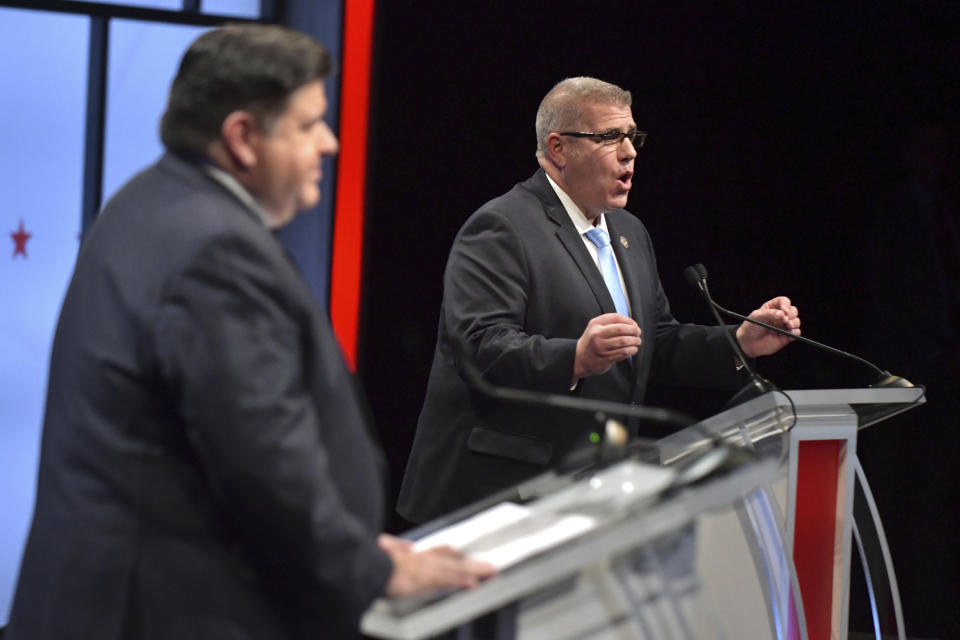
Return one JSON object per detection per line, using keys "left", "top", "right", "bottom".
{"left": 380, "top": 534, "right": 497, "bottom": 597}
{"left": 573, "top": 313, "right": 642, "bottom": 379}
{"left": 736, "top": 296, "right": 801, "bottom": 358}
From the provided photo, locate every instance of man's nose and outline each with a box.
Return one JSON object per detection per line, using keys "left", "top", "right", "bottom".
{"left": 317, "top": 122, "right": 339, "bottom": 156}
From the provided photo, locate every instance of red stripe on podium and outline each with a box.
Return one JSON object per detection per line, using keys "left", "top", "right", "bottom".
{"left": 794, "top": 439, "right": 843, "bottom": 640}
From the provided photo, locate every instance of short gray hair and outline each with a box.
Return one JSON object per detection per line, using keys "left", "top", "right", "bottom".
{"left": 535, "top": 77, "right": 632, "bottom": 158}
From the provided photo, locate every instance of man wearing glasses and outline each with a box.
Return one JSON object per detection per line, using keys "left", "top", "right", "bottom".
{"left": 398, "top": 77, "right": 800, "bottom": 525}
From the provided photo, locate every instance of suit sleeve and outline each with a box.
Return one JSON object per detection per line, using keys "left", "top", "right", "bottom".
{"left": 443, "top": 207, "right": 578, "bottom": 393}
{"left": 152, "top": 235, "right": 392, "bottom": 622}
{"left": 643, "top": 234, "right": 746, "bottom": 389}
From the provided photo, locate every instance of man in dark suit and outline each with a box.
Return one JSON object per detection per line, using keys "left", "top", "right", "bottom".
{"left": 398, "top": 77, "right": 801, "bottom": 524}
{"left": 7, "top": 25, "right": 492, "bottom": 640}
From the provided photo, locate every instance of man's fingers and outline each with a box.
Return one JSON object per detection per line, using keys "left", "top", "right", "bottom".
{"left": 575, "top": 314, "right": 643, "bottom": 379}
{"left": 415, "top": 548, "right": 496, "bottom": 590}
{"left": 592, "top": 312, "right": 635, "bottom": 324}
{"left": 439, "top": 556, "right": 497, "bottom": 588}
{"left": 606, "top": 346, "right": 639, "bottom": 361}
{"left": 763, "top": 296, "right": 792, "bottom": 310}
{"left": 790, "top": 315, "right": 801, "bottom": 334}
{"left": 597, "top": 337, "right": 641, "bottom": 356}
{"left": 764, "top": 299, "right": 800, "bottom": 324}
{"left": 601, "top": 324, "right": 642, "bottom": 338}
{"left": 386, "top": 545, "right": 497, "bottom": 596}
{"left": 751, "top": 308, "right": 790, "bottom": 327}
{"left": 589, "top": 314, "right": 640, "bottom": 333}
{"left": 588, "top": 320, "right": 641, "bottom": 339}
{"left": 740, "top": 296, "right": 802, "bottom": 357}
{"left": 378, "top": 533, "right": 412, "bottom": 554}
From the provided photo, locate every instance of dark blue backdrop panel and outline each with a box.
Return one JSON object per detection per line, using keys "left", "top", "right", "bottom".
{"left": 275, "top": 0, "right": 344, "bottom": 307}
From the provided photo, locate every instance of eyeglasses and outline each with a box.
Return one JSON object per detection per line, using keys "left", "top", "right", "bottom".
{"left": 559, "top": 129, "right": 647, "bottom": 148}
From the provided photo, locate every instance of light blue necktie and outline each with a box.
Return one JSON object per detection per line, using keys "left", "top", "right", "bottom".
{"left": 585, "top": 227, "right": 630, "bottom": 317}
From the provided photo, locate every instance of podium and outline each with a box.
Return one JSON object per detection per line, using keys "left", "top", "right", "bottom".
{"left": 656, "top": 386, "right": 925, "bottom": 640}
{"left": 362, "top": 387, "right": 924, "bottom": 640}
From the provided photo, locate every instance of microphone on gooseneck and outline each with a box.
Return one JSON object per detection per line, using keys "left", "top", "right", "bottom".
{"left": 685, "top": 263, "right": 913, "bottom": 388}
{"left": 683, "top": 265, "right": 773, "bottom": 407}
{"left": 451, "top": 335, "right": 694, "bottom": 472}
{"left": 452, "top": 334, "right": 760, "bottom": 482}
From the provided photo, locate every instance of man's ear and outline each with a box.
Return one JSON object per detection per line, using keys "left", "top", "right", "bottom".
{"left": 544, "top": 132, "right": 567, "bottom": 169}
{"left": 220, "top": 110, "right": 260, "bottom": 170}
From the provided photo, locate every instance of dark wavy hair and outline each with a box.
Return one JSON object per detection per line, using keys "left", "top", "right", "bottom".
{"left": 160, "top": 24, "right": 331, "bottom": 156}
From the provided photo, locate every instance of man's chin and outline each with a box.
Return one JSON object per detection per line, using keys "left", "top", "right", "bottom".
{"left": 265, "top": 199, "right": 309, "bottom": 229}
{"left": 298, "top": 188, "right": 322, "bottom": 211}
{"left": 267, "top": 209, "right": 298, "bottom": 229}
{"left": 608, "top": 194, "right": 630, "bottom": 210}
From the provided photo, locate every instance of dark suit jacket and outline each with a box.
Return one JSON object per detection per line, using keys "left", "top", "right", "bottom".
{"left": 397, "top": 169, "right": 745, "bottom": 524}
{"left": 7, "top": 154, "right": 392, "bottom": 639}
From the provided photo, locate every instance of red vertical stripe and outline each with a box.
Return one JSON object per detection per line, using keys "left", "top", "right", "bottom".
{"left": 330, "top": 0, "right": 375, "bottom": 371}
{"left": 793, "top": 440, "right": 843, "bottom": 640}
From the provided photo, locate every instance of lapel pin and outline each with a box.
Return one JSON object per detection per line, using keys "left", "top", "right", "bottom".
{"left": 620, "top": 235, "right": 629, "bottom": 249}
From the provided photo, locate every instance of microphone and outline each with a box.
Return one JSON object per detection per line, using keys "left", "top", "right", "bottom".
{"left": 685, "top": 263, "right": 913, "bottom": 388}
{"left": 451, "top": 336, "right": 692, "bottom": 472}
{"left": 453, "top": 335, "right": 762, "bottom": 482}
{"left": 453, "top": 335, "right": 695, "bottom": 429}
{"left": 683, "top": 265, "right": 774, "bottom": 407}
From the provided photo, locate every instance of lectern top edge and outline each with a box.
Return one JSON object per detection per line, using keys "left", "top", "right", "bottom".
{"left": 656, "top": 387, "right": 926, "bottom": 466}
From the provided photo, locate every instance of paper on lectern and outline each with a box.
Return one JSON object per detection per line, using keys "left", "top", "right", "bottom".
{"left": 411, "top": 460, "right": 675, "bottom": 570}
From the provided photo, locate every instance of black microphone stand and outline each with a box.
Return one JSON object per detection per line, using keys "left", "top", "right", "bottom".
{"left": 690, "top": 263, "right": 913, "bottom": 388}
{"left": 683, "top": 265, "right": 774, "bottom": 408}
{"left": 453, "top": 337, "right": 693, "bottom": 472}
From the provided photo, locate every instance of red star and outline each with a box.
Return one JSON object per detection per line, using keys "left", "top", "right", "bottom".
{"left": 11, "top": 219, "right": 31, "bottom": 258}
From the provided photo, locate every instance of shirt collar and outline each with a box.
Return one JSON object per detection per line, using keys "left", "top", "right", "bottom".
{"left": 544, "top": 172, "right": 609, "bottom": 235}
{"left": 202, "top": 162, "right": 271, "bottom": 228}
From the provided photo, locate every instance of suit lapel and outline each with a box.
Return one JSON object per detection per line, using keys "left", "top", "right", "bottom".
{"left": 526, "top": 170, "right": 620, "bottom": 315}
{"left": 555, "top": 221, "right": 619, "bottom": 315}
{"left": 527, "top": 171, "right": 640, "bottom": 379}
{"left": 529, "top": 173, "right": 641, "bottom": 382}
{"left": 606, "top": 216, "right": 647, "bottom": 381}
{"left": 605, "top": 217, "right": 645, "bottom": 325}
{"left": 556, "top": 218, "right": 636, "bottom": 380}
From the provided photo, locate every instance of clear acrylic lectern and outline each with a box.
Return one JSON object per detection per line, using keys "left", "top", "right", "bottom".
{"left": 361, "top": 386, "right": 923, "bottom": 640}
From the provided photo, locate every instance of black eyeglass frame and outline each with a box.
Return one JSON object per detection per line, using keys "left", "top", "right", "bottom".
{"left": 558, "top": 129, "right": 647, "bottom": 148}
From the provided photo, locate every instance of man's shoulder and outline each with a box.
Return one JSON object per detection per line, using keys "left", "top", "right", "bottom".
{"left": 117, "top": 153, "right": 210, "bottom": 196}
{"left": 87, "top": 155, "right": 281, "bottom": 287}
{"left": 107, "top": 155, "right": 260, "bottom": 234}
{"left": 606, "top": 206, "right": 643, "bottom": 223}
{"left": 606, "top": 207, "right": 650, "bottom": 235}
{"left": 467, "top": 170, "right": 556, "bottom": 224}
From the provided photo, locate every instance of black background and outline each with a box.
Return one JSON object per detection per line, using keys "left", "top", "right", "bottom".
{"left": 358, "top": 2, "right": 959, "bottom": 636}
